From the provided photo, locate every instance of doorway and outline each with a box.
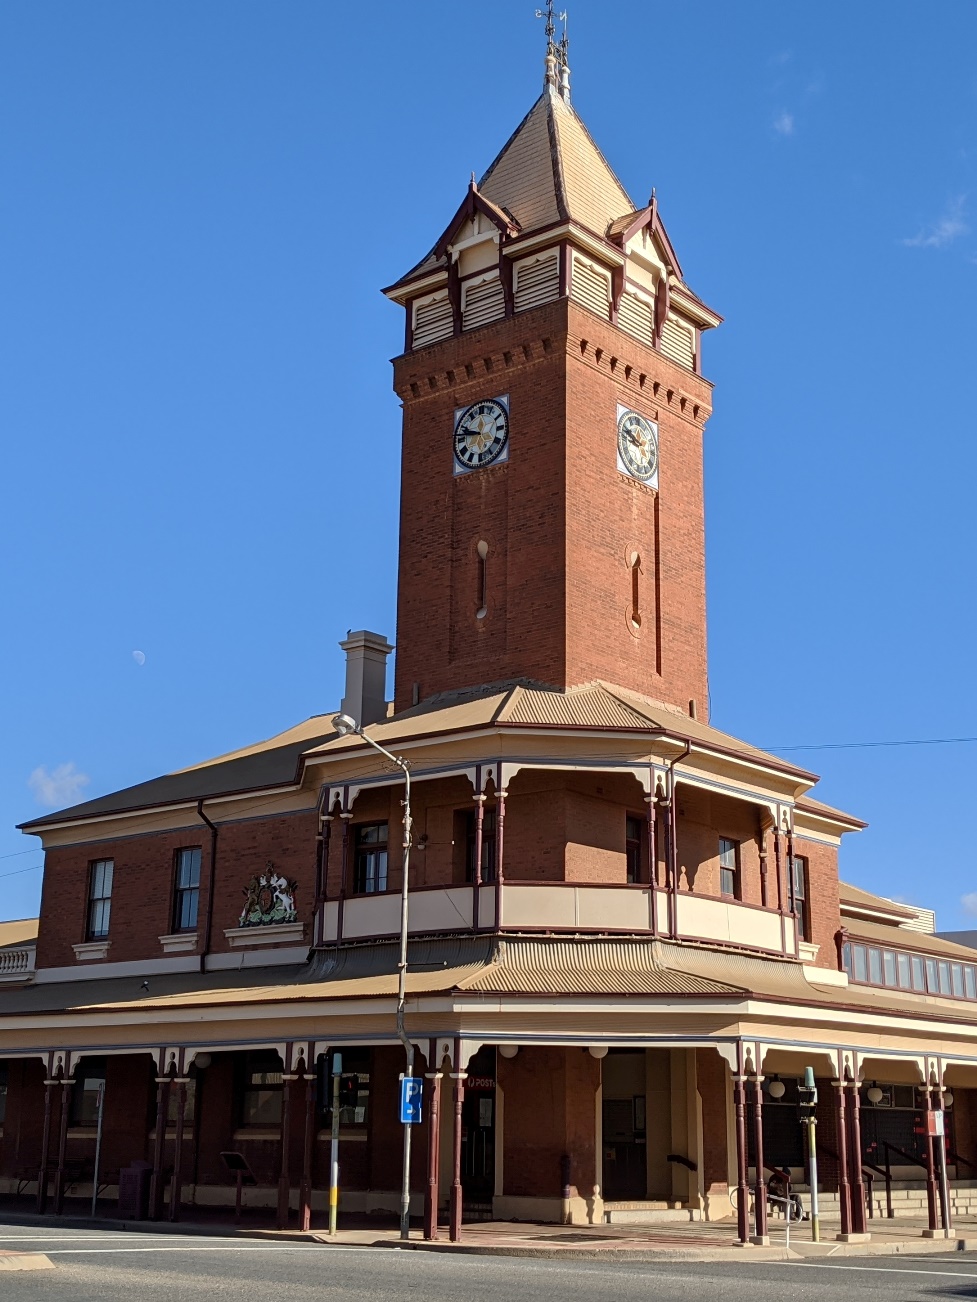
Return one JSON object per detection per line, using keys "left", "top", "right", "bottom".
{"left": 602, "top": 1051, "right": 647, "bottom": 1200}
{"left": 461, "top": 1046, "right": 496, "bottom": 1219}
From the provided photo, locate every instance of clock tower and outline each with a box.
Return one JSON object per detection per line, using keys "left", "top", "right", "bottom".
{"left": 384, "top": 40, "right": 721, "bottom": 720}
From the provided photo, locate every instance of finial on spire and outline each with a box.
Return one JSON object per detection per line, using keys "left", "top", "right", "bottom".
{"left": 535, "top": 2, "right": 568, "bottom": 93}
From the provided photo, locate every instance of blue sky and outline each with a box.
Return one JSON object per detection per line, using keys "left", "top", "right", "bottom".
{"left": 1, "top": 1, "right": 975, "bottom": 928}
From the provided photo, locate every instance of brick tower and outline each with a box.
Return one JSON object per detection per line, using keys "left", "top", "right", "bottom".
{"left": 384, "top": 40, "right": 721, "bottom": 719}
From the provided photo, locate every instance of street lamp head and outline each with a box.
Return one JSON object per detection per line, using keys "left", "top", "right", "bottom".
{"left": 332, "top": 713, "right": 359, "bottom": 737}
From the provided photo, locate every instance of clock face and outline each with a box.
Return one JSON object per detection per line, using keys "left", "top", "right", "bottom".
{"left": 616, "top": 407, "right": 659, "bottom": 485}
{"left": 453, "top": 396, "right": 510, "bottom": 473}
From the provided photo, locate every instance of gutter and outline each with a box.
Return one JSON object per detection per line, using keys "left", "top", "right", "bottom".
{"left": 197, "top": 800, "right": 219, "bottom": 973}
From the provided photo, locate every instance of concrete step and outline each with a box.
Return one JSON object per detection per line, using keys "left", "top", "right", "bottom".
{"left": 603, "top": 1202, "right": 695, "bottom": 1225}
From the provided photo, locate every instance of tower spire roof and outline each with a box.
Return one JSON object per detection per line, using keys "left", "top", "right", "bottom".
{"left": 392, "top": 86, "right": 634, "bottom": 288}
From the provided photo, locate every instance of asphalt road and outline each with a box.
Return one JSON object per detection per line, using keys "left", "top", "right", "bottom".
{"left": 3, "top": 1224, "right": 977, "bottom": 1301}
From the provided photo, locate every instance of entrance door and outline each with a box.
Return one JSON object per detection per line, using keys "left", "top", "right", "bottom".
{"left": 601, "top": 1051, "right": 647, "bottom": 1201}
{"left": 461, "top": 1047, "right": 496, "bottom": 1219}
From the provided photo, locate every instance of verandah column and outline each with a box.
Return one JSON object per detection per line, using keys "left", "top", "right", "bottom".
{"left": 847, "top": 1076, "right": 868, "bottom": 1235}
{"left": 749, "top": 1074, "right": 768, "bottom": 1243}
{"left": 35, "top": 1072, "right": 57, "bottom": 1214}
{"left": 277, "top": 1071, "right": 295, "bottom": 1230}
{"left": 299, "top": 1070, "right": 316, "bottom": 1232}
{"left": 732, "top": 1072, "right": 750, "bottom": 1245}
{"left": 494, "top": 788, "right": 506, "bottom": 930}
{"left": 52, "top": 1073, "right": 74, "bottom": 1215}
{"left": 833, "top": 1078, "right": 852, "bottom": 1237}
{"left": 148, "top": 1069, "right": 172, "bottom": 1220}
{"left": 922, "top": 1076, "right": 941, "bottom": 1233}
{"left": 472, "top": 789, "right": 485, "bottom": 932}
{"left": 449, "top": 1066, "right": 466, "bottom": 1242}
{"left": 168, "top": 1078, "right": 189, "bottom": 1222}
{"left": 424, "top": 1055, "right": 443, "bottom": 1240}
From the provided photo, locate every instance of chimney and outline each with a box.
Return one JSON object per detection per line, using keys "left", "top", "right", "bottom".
{"left": 339, "top": 630, "right": 394, "bottom": 727}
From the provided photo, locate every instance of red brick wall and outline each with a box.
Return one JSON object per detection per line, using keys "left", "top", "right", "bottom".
{"left": 498, "top": 1046, "right": 598, "bottom": 1200}
{"left": 696, "top": 1049, "right": 729, "bottom": 1192}
{"left": 795, "top": 836, "right": 842, "bottom": 969}
{"left": 392, "top": 298, "right": 713, "bottom": 717}
{"left": 36, "top": 810, "right": 318, "bottom": 969}
{"left": 0, "top": 1057, "right": 46, "bottom": 1180}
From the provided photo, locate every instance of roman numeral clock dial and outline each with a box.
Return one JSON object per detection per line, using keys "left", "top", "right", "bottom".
{"left": 453, "top": 396, "right": 510, "bottom": 474}
{"left": 616, "top": 405, "right": 659, "bottom": 488}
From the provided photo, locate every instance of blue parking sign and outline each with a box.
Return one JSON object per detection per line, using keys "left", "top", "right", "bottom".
{"left": 400, "top": 1076, "right": 423, "bottom": 1125}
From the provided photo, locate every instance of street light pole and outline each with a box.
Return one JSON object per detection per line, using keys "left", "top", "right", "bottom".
{"left": 332, "top": 713, "right": 414, "bottom": 1241}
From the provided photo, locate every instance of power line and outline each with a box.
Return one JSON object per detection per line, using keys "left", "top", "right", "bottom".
{"left": 765, "top": 736, "right": 977, "bottom": 753}
{"left": 0, "top": 864, "right": 41, "bottom": 881}
{"left": 0, "top": 847, "right": 40, "bottom": 862}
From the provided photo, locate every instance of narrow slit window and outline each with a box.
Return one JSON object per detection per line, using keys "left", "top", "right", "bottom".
{"left": 630, "top": 552, "right": 642, "bottom": 630}
{"left": 476, "top": 540, "right": 488, "bottom": 619}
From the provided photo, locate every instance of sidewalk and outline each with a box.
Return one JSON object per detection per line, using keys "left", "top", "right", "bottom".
{"left": 0, "top": 1199, "right": 975, "bottom": 1263}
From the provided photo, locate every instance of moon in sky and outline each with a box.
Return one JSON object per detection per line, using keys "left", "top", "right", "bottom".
{"left": 132, "top": 650, "right": 146, "bottom": 666}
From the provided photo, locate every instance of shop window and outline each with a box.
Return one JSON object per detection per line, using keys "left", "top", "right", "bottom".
{"left": 172, "top": 847, "right": 201, "bottom": 933}
{"left": 71, "top": 1058, "right": 107, "bottom": 1126}
{"left": 465, "top": 809, "right": 497, "bottom": 883}
{"left": 239, "top": 1051, "right": 283, "bottom": 1127}
{"left": 626, "top": 816, "right": 643, "bottom": 884}
{"left": 791, "top": 856, "right": 809, "bottom": 940}
{"left": 87, "top": 859, "right": 114, "bottom": 940}
{"left": 719, "top": 838, "right": 739, "bottom": 898}
{"left": 322, "top": 1048, "right": 371, "bottom": 1128}
{"left": 353, "top": 823, "right": 388, "bottom": 895}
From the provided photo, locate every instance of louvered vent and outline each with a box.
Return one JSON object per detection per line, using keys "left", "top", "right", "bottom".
{"left": 571, "top": 254, "right": 611, "bottom": 320}
{"left": 412, "top": 292, "right": 454, "bottom": 350}
{"left": 462, "top": 275, "right": 506, "bottom": 332}
{"left": 618, "top": 292, "right": 655, "bottom": 347}
{"left": 514, "top": 251, "right": 560, "bottom": 312}
{"left": 660, "top": 315, "right": 695, "bottom": 370}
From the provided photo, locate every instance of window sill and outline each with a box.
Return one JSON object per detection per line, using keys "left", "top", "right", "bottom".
{"left": 231, "top": 1129, "right": 282, "bottom": 1141}
{"left": 73, "top": 941, "right": 110, "bottom": 962}
{"left": 158, "top": 932, "right": 198, "bottom": 954}
{"left": 223, "top": 922, "right": 305, "bottom": 948}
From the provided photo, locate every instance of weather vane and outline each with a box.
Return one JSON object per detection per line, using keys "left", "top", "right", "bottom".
{"left": 535, "top": 1, "right": 567, "bottom": 52}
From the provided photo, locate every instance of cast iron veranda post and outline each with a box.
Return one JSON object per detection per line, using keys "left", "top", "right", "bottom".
{"left": 168, "top": 1077, "right": 188, "bottom": 1223}
{"left": 148, "top": 1067, "right": 170, "bottom": 1220}
{"left": 52, "top": 1074, "right": 73, "bottom": 1215}
{"left": 36, "top": 1073, "right": 55, "bottom": 1214}
{"left": 424, "top": 1060, "right": 442, "bottom": 1240}
{"left": 276, "top": 1067, "right": 293, "bottom": 1230}
{"left": 449, "top": 1065, "right": 465, "bottom": 1241}
{"left": 733, "top": 1072, "right": 750, "bottom": 1244}
{"left": 848, "top": 1076, "right": 867, "bottom": 1234}
{"left": 834, "top": 1078, "right": 852, "bottom": 1236}
{"left": 750, "top": 1074, "right": 768, "bottom": 1242}
{"left": 299, "top": 1069, "right": 315, "bottom": 1232}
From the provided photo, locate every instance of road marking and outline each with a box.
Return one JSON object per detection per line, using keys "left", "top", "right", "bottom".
{"left": 796, "top": 1261, "right": 977, "bottom": 1279}
{"left": 43, "top": 1244, "right": 384, "bottom": 1255}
